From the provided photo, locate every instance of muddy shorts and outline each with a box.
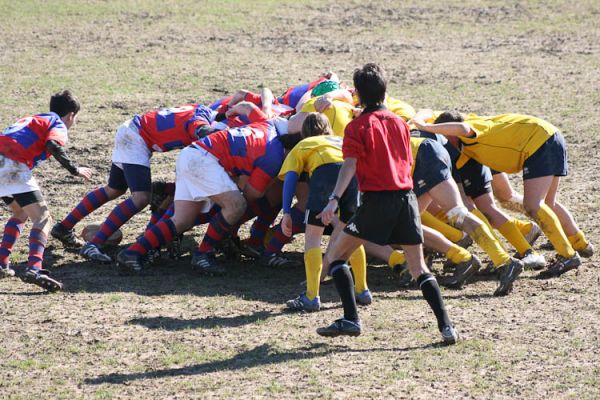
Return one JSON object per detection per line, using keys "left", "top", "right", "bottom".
{"left": 174, "top": 145, "right": 238, "bottom": 212}
{"left": 0, "top": 155, "right": 40, "bottom": 198}
{"left": 111, "top": 119, "right": 152, "bottom": 168}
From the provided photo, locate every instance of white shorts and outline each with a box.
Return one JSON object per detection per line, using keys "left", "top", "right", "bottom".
{"left": 111, "top": 119, "right": 152, "bottom": 168}
{"left": 0, "top": 155, "right": 40, "bottom": 197}
{"left": 174, "top": 146, "right": 238, "bottom": 212}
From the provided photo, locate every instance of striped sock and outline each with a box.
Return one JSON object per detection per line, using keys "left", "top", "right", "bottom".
{"left": 127, "top": 219, "right": 177, "bottom": 256}
{"left": 28, "top": 228, "right": 47, "bottom": 270}
{"left": 195, "top": 207, "right": 218, "bottom": 226}
{"left": 61, "top": 187, "right": 110, "bottom": 230}
{"left": 264, "top": 207, "right": 305, "bottom": 256}
{"left": 0, "top": 218, "right": 25, "bottom": 266}
{"left": 197, "top": 212, "right": 234, "bottom": 254}
{"left": 91, "top": 198, "right": 140, "bottom": 246}
{"left": 247, "top": 203, "right": 281, "bottom": 248}
{"left": 146, "top": 209, "right": 166, "bottom": 230}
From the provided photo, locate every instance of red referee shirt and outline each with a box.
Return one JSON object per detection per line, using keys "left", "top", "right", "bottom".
{"left": 342, "top": 106, "right": 413, "bottom": 192}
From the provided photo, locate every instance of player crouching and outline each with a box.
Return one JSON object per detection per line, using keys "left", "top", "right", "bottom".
{"left": 0, "top": 90, "right": 92, "bottom": 291}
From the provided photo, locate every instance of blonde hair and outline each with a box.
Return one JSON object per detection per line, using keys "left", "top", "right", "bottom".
{"left": 301, "top": 112, "right": 333, "bottom": 138}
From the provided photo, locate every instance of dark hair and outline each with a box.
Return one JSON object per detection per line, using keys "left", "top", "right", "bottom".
{"left": 353, "top": 63, "right": 387, "bottom": 108}
{"left": 49, "top": 90, "right": 80, "bottom": 117}
{"left": 434, "top": 110, "right": 464, "bottom": 124}
{"left": 301, "top": 112, "right": 333, "bottom": 138}
{"left": 278, "top": 133, "right": 303, "bottom": 150}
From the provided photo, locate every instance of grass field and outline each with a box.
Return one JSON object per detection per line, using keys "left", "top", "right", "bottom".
{"left": 1, "top": 1, "right": 599, "bottom": 398}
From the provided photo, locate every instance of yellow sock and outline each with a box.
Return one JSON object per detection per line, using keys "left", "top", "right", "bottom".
{"left": 388, "top": 250, "right": 406, "bottom": 269}
{"left": 422, "top": 211, "right": 463, "bottom": 243}
{"left": 446, "top": 244, "right": 472, "bottom": 264}
{"left": 512, "top": 219, "right": 533, "bottom": 237}
{"left": 535, "top": 204, "right": 576, "bottom": 258}
{"left": 471, "top": 208, "right": 505, "bottom": 246}
{"left": 470, "top": 223, "right": 511, "bottom": 267}
{"left": 498, "top": 219, "right": 531, "bottom": 256}
{"left": 349, "top": 245, "right": 368, "bottom": 293}
{"left": 567, "top": 230, "right": 589, "bottom": 252}
{"left": 304, "top": 247, "right": 322, "bottom": 300}
{"left": 435, "top": 210, "right": 449, "bottom": 223}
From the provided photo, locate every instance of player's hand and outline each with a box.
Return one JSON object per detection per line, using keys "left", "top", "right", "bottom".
{"left": 281, "top": 213, "right": 293, "bottom": 237}
{"left": 409, "top": 117, "right": 429, "bottom": 131}
{"left": 263, "top": 106, "right": 276, "bottom": 119}
{"left": 77, "top": 167, "right": 93, "bottom": 181}
{"left": 317, "top": 200, "right": 337, "bottom": 226}
{"left": 315, "top": 96, "right": 333, "bottom": 112}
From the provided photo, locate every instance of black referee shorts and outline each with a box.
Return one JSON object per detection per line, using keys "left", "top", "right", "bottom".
{"left": 344, "top": 189, "right": 423, "bottom": 246}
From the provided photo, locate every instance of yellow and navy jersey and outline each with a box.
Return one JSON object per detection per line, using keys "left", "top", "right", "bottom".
{"left": 409, "top": 137, "right": 426, "bottom": 174}
{"left": 386, "top": 97, "right": 416, "bottom": 122}
{"left": 278, "top": 135, "right": 344, "bottom": 179}
{"left": 300, "top": 98, "right": 354, "bottom": 137}
{"left": 460, "top": 113, "right": 558, "bottom": 173}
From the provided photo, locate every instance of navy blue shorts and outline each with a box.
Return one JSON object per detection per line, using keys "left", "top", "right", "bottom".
{"left": 458, "top": 158, "right": 493, "bottom": 198}
{"left": 412, "top": 130, "right": 460, "bottom": 182}
{"left": 412, "top": 139, "right": 453, "bottom": 197}
{"left": 305, "top": 163, "right": 358, "bottom": 226}
{"left": 523, "top": 132, "right": 568, "bottom": 180}
{"left": 107, "top": 163, "right": 152, "bottom": 192}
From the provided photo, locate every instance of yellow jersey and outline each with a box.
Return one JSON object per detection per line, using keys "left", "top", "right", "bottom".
{"left": 409, "top": 137, "right": 426, "bottom": 175}
{"left": 300, "top": 98, "right": 354, "bottom": 137}
{"left": 386, "top": 97, "right": 416, "bottom": 121}
{"left": 460, "top": 114, "right": 558, "bottom": 173}
{"left": 278, "top": 135, "right": 344, "bottom": 179}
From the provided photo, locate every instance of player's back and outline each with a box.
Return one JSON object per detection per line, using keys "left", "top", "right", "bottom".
{"left": 0, "top": 112, "right": 67, "bottom": 168}
{"left": 135, "top": 104, "right": 213, "bottom": 152}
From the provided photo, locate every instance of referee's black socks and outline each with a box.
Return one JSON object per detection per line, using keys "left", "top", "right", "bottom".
{"left": 330, "top": 260, "right": 359, "bottom": 322}
{"left": 417, "top": 273, "right": 452, "bottom": 332}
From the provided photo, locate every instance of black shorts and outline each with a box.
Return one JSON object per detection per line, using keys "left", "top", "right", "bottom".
{"left": 523, "top": 132, "right": 568, "bottom": 180}
{"left": 458, "top": 158, "right": 493, "bottom": 198}
{"left": 304, "top": 163, "right": 358, "bottom": 227}
{"left": 412, "top": 139, "right": 453, "bottom": 197}
{"left": 2, "top": 190, "right": 44, "bottom": 208}
{"left": 344, "top": 190, "right": 423, "bottom": 246}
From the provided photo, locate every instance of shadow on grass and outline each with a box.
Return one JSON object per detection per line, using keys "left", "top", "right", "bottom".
{"left": 85, "top": 341, "right": 440, "bottom": 385}
{"left": 129, "top": 309, "right": 288, "bottom": 330}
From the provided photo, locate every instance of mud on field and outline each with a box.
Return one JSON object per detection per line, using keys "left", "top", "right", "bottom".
{"left": 0, "top": 1, "right": 599, "bottom": 398}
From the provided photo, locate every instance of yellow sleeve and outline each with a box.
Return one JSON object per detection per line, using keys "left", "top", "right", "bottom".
{"left": 278, "top": 146, "right": 305, "bottom": 180}
{"left": 386, "top": 97, "right": 416, "bottom": 121}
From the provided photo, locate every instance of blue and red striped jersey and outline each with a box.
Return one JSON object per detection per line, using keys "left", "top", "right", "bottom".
{"left": 132, "top": 104, "right": 214, "bottom": 152}
{"left": 0, "top": 112, "right": 68, "bottom": 169}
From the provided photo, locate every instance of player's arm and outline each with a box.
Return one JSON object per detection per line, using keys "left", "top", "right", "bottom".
{"left": 45, "top": 140, "right": 92, "bottom": 180}
{"left": 225, "top": 101, "right": 268, "bottom": 123}
{"left": 314, "top": 88, "right": 354, "bottom": 112}
{"left": 317, "top": 157, "right": 357, "bottom": 225}
{"left": 411, "top": 118, "right": 473, "bottom": 137}
{"left": 260, "top": 88, "right": 275, "bottom": 119}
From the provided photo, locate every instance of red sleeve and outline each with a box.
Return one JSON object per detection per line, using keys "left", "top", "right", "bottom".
{"left": 247, "top": 168, "right": 273, "bottom": 194}
{"left": 247, "top": 105, "right": 268, "bottom": 124}
{"left": 342, "top": 122, "right": 365, "bottom": 159}
{"left": 46, "top": 126, "right": 68, "bottom": 146}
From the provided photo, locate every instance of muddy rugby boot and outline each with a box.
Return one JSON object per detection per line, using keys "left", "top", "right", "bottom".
{"left": 441, "top": 255, "right": 481, "bottom": 289}
{"left": 20, "top": 267, "right": 63, "bottom": 292}
{"left": 80, "top": 242, "right": 112, "bottom": 264}
{"left": 355, "top": 289, "right": 373, "bottom": 306}
{"left": 538, "top": 254, "right": 581, "bottom": 279}
{"left": 286, "top": 293, "right": 321, "bottom": 312}
{"left": 317, "top": 318, "right": 362, "bottom": 337}
{"left": 441, "top": 325, "right": 459, "bottom": 345}
{"left": 0, "top": 263, "right": 15, "bottom": 278}
{"left": 493, "top": 258, "right": 524, "bottom": 296}
{"left": 520, "top": 249, "right": 546, "bottom": 271}
{"left": 51, "top": 223, "right": 84, "bottom": 248}
{"left": 116, "top": 250, "right": 144, "bottom": 275}
{"left": 191, "top": 253, "right": 226, "bottom": 276}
